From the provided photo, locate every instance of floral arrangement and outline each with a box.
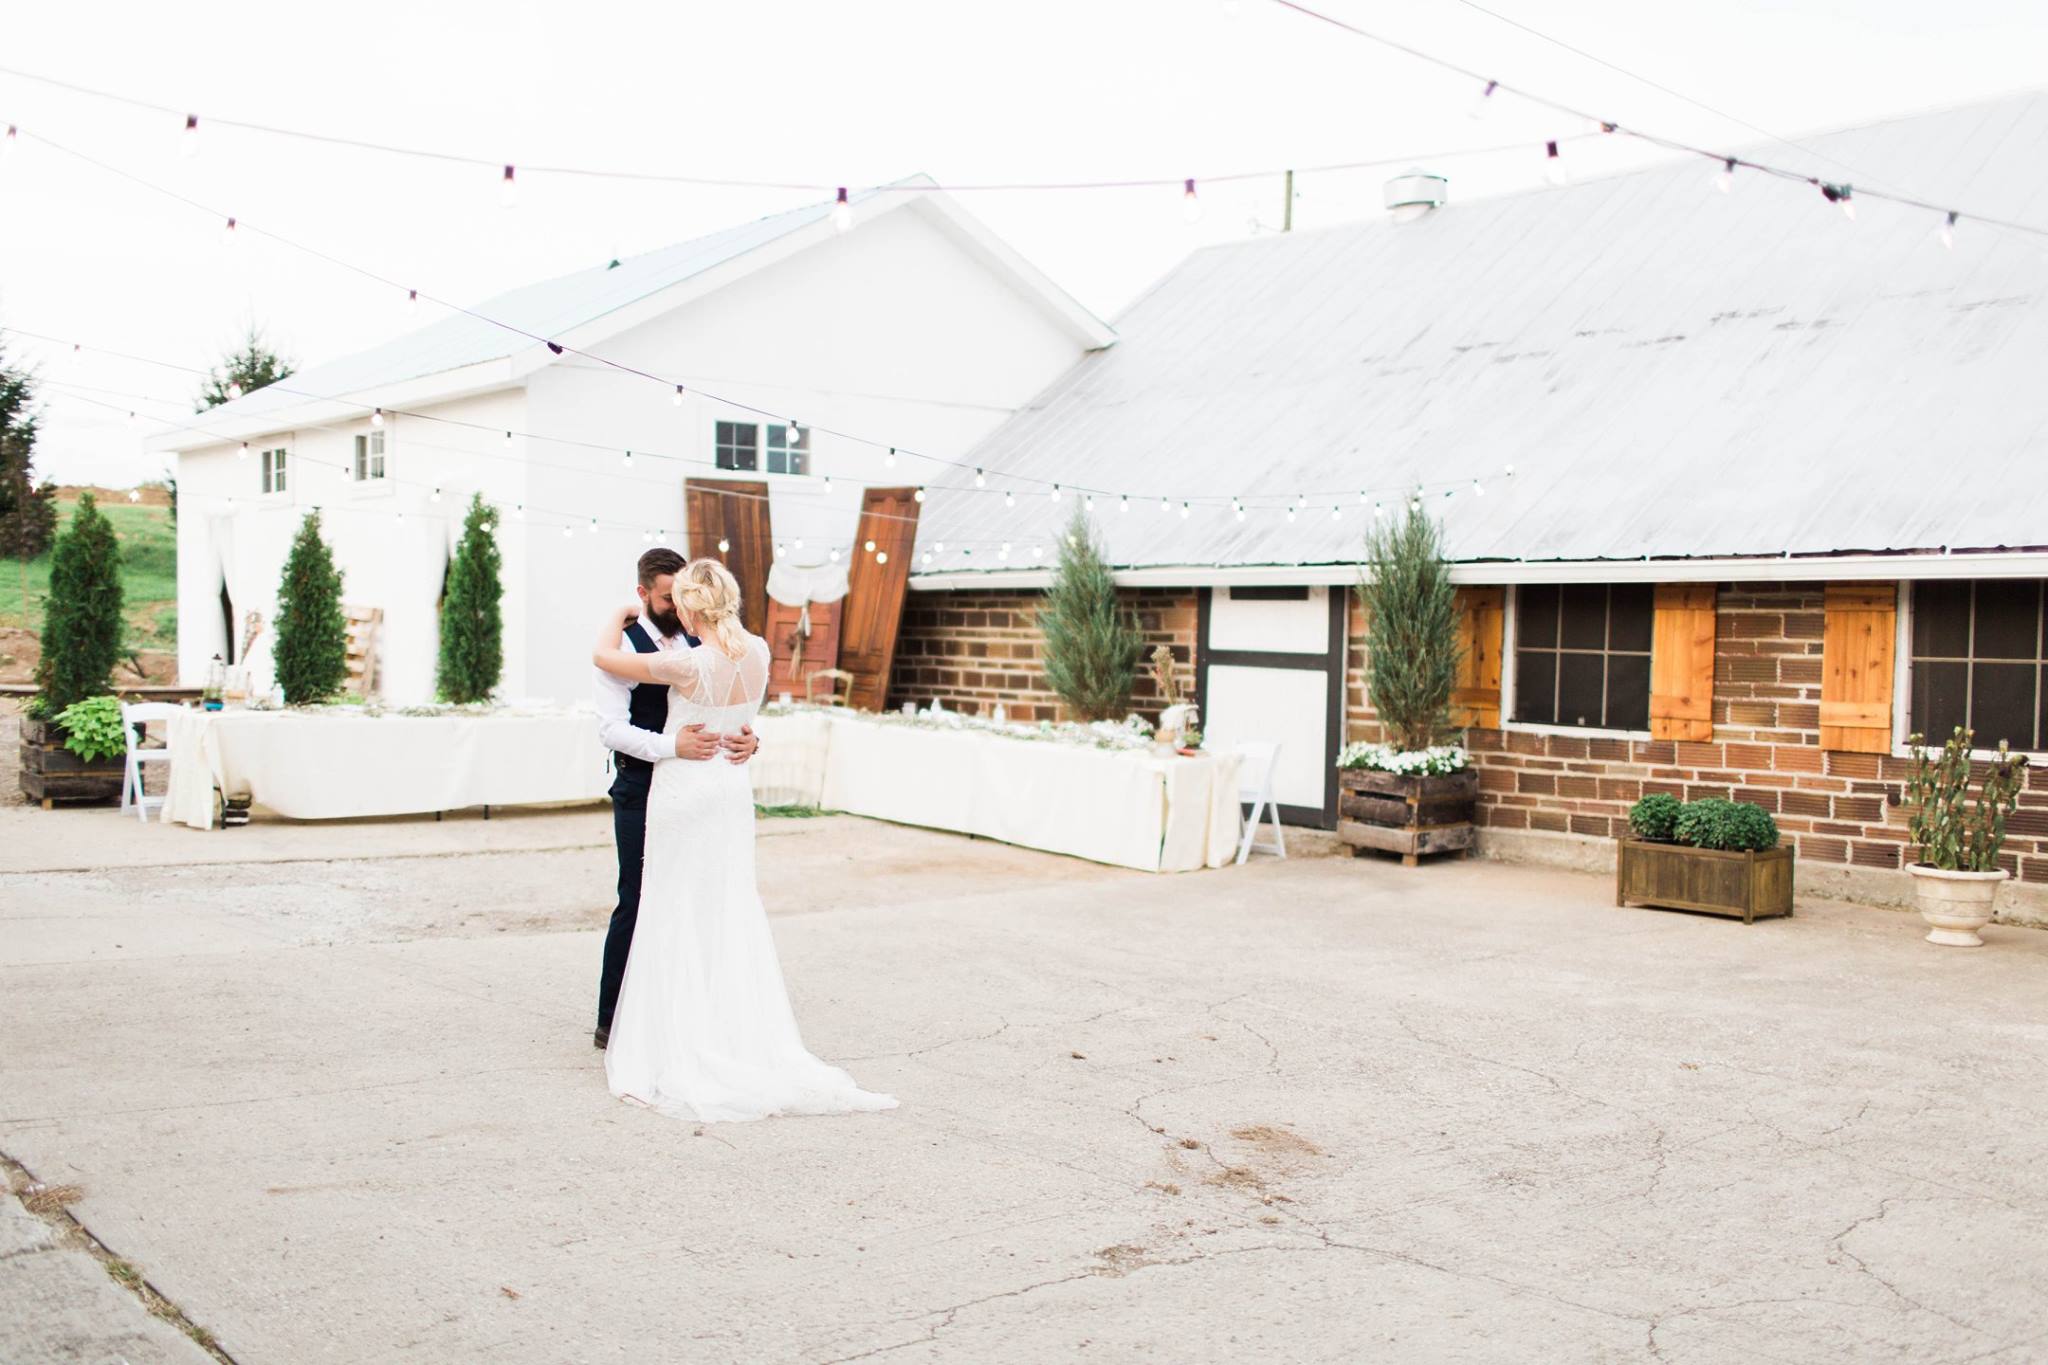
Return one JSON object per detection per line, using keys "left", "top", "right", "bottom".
{"left": 1336, "top": 740, "right": 1469, "bottom": 776}
{"left": 762, "top": 699, "right": 1158, "bottom": 752}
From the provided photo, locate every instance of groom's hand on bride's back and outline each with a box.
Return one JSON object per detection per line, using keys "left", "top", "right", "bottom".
{"left": 674, "top": 724, "right": 721, "bottom": 761}
{"left": 721, "top": 725, "right": 759, "bottom": 765}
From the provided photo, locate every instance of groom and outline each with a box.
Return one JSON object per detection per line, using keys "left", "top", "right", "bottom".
{"left": 591, "top": 547, "right": 758, "bottom": 1049}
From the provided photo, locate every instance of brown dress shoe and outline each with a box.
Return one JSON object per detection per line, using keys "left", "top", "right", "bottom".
{"left": 593, "top": 1026, "right": 609, "bottom": 1050}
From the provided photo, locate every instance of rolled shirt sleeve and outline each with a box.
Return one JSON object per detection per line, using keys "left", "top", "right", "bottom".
{"left": 594, "top": 632, "right": 672, "bottom": 765}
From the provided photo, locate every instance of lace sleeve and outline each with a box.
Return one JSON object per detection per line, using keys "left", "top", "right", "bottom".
{"left": 647, "top": 647, "right": 703, "bottom": 696}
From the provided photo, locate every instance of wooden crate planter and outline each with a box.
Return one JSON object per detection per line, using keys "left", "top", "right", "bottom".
{"left": 1336, "top": 767, "right": 1478, "bottom": 866}
{"left": 1615, "top": 836, "right": 1794, "bottom": 923}
{"left": 17, "top": 716, "right": 126, "bottom": 808}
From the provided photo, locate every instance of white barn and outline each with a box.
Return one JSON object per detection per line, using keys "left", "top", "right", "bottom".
{"left": 152, "top": 178, "right": 1113, "bottom": 704}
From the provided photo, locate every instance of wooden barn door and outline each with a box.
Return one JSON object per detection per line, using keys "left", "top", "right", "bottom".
{"left": 684, "top": 478, "right": 773, "bottom": 634}
{"left": 838, "top": 487, "right": 921, "bottom": 710}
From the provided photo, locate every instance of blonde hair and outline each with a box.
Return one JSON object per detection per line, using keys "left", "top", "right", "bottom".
{"left": 677, "top": 559, "right": 749, "bottom": 657}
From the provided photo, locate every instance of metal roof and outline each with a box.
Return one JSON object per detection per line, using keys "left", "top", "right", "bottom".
{"left": 911, "top": 93, "right": 2048, "bottom": 584}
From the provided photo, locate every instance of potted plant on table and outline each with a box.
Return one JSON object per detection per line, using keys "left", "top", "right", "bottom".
{"left": 1337, "top": 503, "right": 1475, "bottom": 865}
{"left": 1903, "top": 727, "right": 2030, "bottom": 947}
{"left": 1616, "top": 794, "right": 1793, "bottom": 923}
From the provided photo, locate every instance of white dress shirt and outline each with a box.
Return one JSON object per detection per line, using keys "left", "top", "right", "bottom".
{"left": 594, "top": 613, "right": 685, "bottom": 766}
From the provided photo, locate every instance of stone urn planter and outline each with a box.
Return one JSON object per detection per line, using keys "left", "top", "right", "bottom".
{"left": 1337, "top": 767, "right": 1478, "bottom": 866}
{"left": 1907, "top": 864, "right": 2008, "bottom": 947}
{"left": 18, "top": 715, "right": 126, "bottom": 808}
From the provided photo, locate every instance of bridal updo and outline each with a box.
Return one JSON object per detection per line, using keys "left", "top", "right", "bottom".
{"left": 677, "top": 559, "right": 749, "bottom": 656}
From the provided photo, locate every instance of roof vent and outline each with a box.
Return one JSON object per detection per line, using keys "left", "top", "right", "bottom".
{"left": 1385, "top": 169, "right": 1449, "bottom": 223}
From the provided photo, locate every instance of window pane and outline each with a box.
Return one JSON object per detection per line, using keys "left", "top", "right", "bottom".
{"left": 768, "top": 424, "right": 790, "bottom": 449}
{"left": 1556, "top": 652, "right": 1606, "bottom": 728}
{"left": 1972, "top": 581, "right": 2041, "bottom": 660}
{"left": 1606, "top": 653, "right": 1650, "bottom": 731}
{"left": 1513, "top": 650, "right": 1556, "bottom": 724}
{"left": 767, "top": 449, "right": 787, "bottom": 475}
{"left": 1559, "top": 585, "right": 1608, "bottom": 650}
{"left": 1518, "top": 585, "right": 1559, "bottom": 650}
{"left": 1913, "top": 660, "right": 1968, "bottom": 744}
{"left": 1971, "top": 662, "right": 2036, "bottom": 750}
{"left": 787, "top": 448, "right": 807, "bottom": 476}
{"left": 1913, "top": 580, "right": 1971, "bottom": 657}
{"left": 1608, "top": 584, "right": 1655, "bottom": 652}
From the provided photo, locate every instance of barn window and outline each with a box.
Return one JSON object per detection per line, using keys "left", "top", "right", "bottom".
{"left": 1510, "top": 584, "right": 1655, "bottom": 731}
{"left": 766, "top": 423, "right": 808, "bottom": 476}
{"left": 715, "top": 421, "right": 758, "bottom": 472}
{"left": 1909, "top": 579, "right": 2046, "bottom": 752}
{"left": 353, "top": 430, "right": 386, "bottom": 481}
{"left": 260, "top": 447, "right": 288, "bottom": 494}
{"left": 716, "top": 422, "right": 808, "bottom": 475}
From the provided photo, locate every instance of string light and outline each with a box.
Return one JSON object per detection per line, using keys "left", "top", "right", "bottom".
{"left": 1373, "top": 501, "right": 1385, "bottom": 519}
{"left": 973, "top": 468, "right": 986, "bottom": 487}
{"left": 1119, "top": 495, "right": 1129, "bottom": 514}
{"left": 822, "top": 474, "right": 833, "bottom": 493}
{"left": 623, "top": 449, "right": 634, "bottom": 468}
{"left": 1159, "top": 496, "right": 1170, "bottom": 514}
{"left": 370, "top": 407, "right": 385, "bottom": 428}
{"left": 226, "top": 381, "right": 242, "bottom": 400}
{"left": 237, "top": 442, "right": 248, "bottom": 460}
{"left": 1504, "top": 463, "right": 1516, "bottom": 476}
{"left": 794, "top": 538, "right": 804, "bottom": 550}
{"left": 181, "top": 114, "right": 197, "bottom": 156}
{"left": 864, "top": 539, "right": 877, "bottom": 553}
{"left": 1004, "top": 491, "right": 1015, "bottom": 508}
{"left": 884, "top": 447, "right": 897, "bottom": 469}
{"left": 829, "top": 547, "right": 842, "bottom": 562}
{"left": 876, "top": 551, "right": 888, "bottom": 565}
{"left": 407, "top": 288, "right": 418, "bottom": 314}
{"left": 1821, "top": 182, "right": 1855, "bottom": 221}
{"left": 718, "top": 537, "right": 731, "bottom": 553}
{"left": 562, "top": 525, "right": 574, "bottom": 539}
{"left": 1472, "top": 478, "right": 1485, "bottom": 496}
{"left": 673, "top": 384, "right": 684, "bottom": 406}
{"left": 913, "top": 487, "right": 926, "bottom": 503}
{"left": 430, "top": 486, "right": 442, "bottom": 502}
{"left": 587, "top": 516, "right": 599, "bottom": 534}
{"left": 921, "top": 551, "right": 932, "bottom": 565}
{"left": 1715, "top": 158, "right": 1735, "bottom": 195}
{"left": 221, "top": 215, "right": 237, "bottom": 242}
{"left": 641, "top": 529, "right": 652, "bottom": 544}
{"left": 1330, "top": 505, "right": 1342, "bottom": 520}
{"left": 1295, "top": 491, "right": 1307, "bottom": 510}
{"left": 1180, "top": 501, "right": 1191, "bottom": 518}
{"left": 3, "top": 124, "right": 16, "bottom": 157}
{"left": 1286, "top": 506, "right": 1296, "bottom": 523}
{"left": 501, "top": 164, "right": 517, "bottom": 207}
{"left": 1469, "top": 79, "right": 1499, "bottom": 120}
{"left": 514, "top": 503, "right": 525, "bottom": 520}
{"left": 933, "top": 540, "right": 946, "bottom": 553}
{"left": 1940, "top": 210, "right": 1958, "bottom": 250}
{"left": 1181, "top": 178, "right": 1202, "bottom": 223}
{"left": 999, "top": 541, "right": 1011, "bottom": 559}
{"left": 1050, "top": 483, "right": 1062, "bottom": 501}
{"left": 1544, "top": 140, "right": 1567, "bottom": 186}
{"left": 503, "top": 430, "right": 512, "bottom": 449}
{"left": 832, "top": 187, "right": 853, "bottom": 233}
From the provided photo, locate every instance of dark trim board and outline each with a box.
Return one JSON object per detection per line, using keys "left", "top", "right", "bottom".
{"left": 1195, "top": 587, "right": 1348, "bottom": 830}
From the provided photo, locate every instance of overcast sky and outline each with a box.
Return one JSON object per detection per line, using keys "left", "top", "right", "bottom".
{"left": 4, "top": 0, "right": 2045, "bottom": 487}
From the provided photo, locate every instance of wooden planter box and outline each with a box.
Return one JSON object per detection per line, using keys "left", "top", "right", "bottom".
{"left": 1615, "top": 836, "right": 1794, "bottom": 923}
{"left": 1336, "top": 767, "right": 1478, "bottom": 866}
{"left": 18, "top": 716, "right": 126, "bottom": 808}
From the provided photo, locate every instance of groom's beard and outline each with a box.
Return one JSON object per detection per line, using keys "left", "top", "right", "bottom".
{"left": 647, "top": 605, "right": 684, "bottom": 639}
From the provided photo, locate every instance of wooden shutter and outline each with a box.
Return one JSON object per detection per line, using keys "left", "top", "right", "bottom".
{"left": 1649, "top": 583, "right": 1716, "bottom": 741}
{"left": 838, "top": 487, "right": 921, "bottom": 711}
{"left": 1819, "top": 582, "right": 1897, "bottom": 753}
{"left": 683, "top": 478, "right": 772, "bottom": 634}
{"left": 1449, "top": 586, "right": 1504, "bottom": 728}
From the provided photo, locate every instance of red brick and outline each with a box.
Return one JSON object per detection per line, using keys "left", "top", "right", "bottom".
{"left": 1517, "top": 772, "right": 1557, "bottom": 795}
{"left": 1799, "top": 836, "right": 1849, "bottom": 862}
{"left": 1569, "top": 814, "right": 1611, "bottom": 838}
{"left": 1827, "top": 751, "right": 1882, "bottom": 779}
{"left": 1676, "top": 742, "right": 1725, "bottom": 768}
{"left": 1780, "top": 791, "right": 1832, "bottom": 818}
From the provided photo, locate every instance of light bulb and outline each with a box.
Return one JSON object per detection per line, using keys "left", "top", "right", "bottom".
{"left": 222, "top": 215, "right": 237, "bottom": 242}
{"left": 501, "top": 164, "right": 517, "bottom": 208}
{"left": 1085, "top": 495, "right": 1096, "bottom": 512}
{"left": 226, "top": 381, "right": 242, "bottom": 400}
{"left": 3, "top": 124, "right": 16, "bottom": 157}
{"left": 1358, "top": 490, "right": 1369, "bottom": 504}
{"left": 1286, "top": 507, "right": 1296, "bottom": 523}
{"left": 864, "top": 539, "right": 877, "bottom": 553}
{"left": 1032, "top": 545, "right": 1043, "bottom": 559}
{"left": 1544, "top": 141, "right": 1567, "bottom": 186}
{"left": 1159, "top": 496, "right": 1170, "bottom": 514}
{"left": 431, "top": 487, "right": 442, "bottom": 502}
{"left": 238, "top": 442, "right": 249, "bottom": 460}
{"left": 623, "top": 450, "right": 633, "bottom": 468}
{"left": 876, "top": 551, "right": 888, "bottom": 565}
{"left": 407, "top": 288, "right": 418, "bottom": 314}
{"left": 884, "top": 447, "right": 897, "bottom": 469}
{"left": 1473, "top": 479, "right": 1485, "bottom": 496}
{"left": 128, "top": 488, "right": 140, "bottom": 502}
{"left": 832, "top": 187, "right": 853, "bottom": 234}
{"left": 1180, "top": 501, "right": 1190, "bottom": 519}
{"left": 829, "top": 547, "right": 841, "bottom": 562}
{"left": 371, "top": 408, "right": 385, "bottom": 429}
{"left": 1181, "top": 178, "right": 1202, "bottom": 224}
{"left": 504, "top": 431, "right": 513, "bottom": 449}
{"left": 775, "top": 541, "right": 785, "bottom": 557}
{"left": 588, "top": 516, "right": 599, "bottom": 534}
{"left": 1469, "top": 79, "right": 1498, "bottom": 120}
{"left": 974, "top": 468, "right": 986, "bottom": 487}
{"left": 126, "top": 411, "right": 137, "bottom": 428}
{"left": 718, "top": 537, "right": 731, "bottom": 553}
{"left": 1050, "top": 483, "right": 1061, "bottom": 501}
{"left": 1004, "top": 492, "right": 1015, "bottom": 508}
{"left": 641, "top": 530, "right": 652, "bottom": 544}
{"left": 1295, "top": 492, "right": 1307, "bottom": 510}
{"left": 182, "top": 114, "right": 198, "bottom": 156}
{"left": 823, "top": 475, "right": 832, "bottom": 494}
{"left": 1940, "top": 211, "right": 1957, "bottom": 250}
{"left": 999, "top": 542, "right": 1011, "bottom": 559}
{"left": 1236, "top": 506, "right": 1246, "bottom": 522}
{"left": 562, "top": 525, "right": 574, "bottom": 539}
{"left": 514, "top": 503, "right": 525, "bottom": 519}
{"left": 914, "top": 487, "right": 926, "bottom": 503}
{"left": 1373, "top": 502, "right": 1384, "bottom": 518}
{"left": 1504, "top": 463, "right": 1516, "bottom": 476}
{"left": 794, "top": 538, "right": 804, "bottom": 550}
{"left": 673, "top": 384, "right": 684, "bottom": 406}
{"left": 1331, "top": 506, "right": 1342, "bottom": 520}
{"left": 1821, "top": 183, "right": 1854, "bottom": 220}
{"left": 1715, "top": 158, "right": 1735, "bottom": 195}
{"left": 921, "top": 552, "right": 932, "bottom": 565}
{"left": 934, "top": 541, "right": 945, "bottom": 552}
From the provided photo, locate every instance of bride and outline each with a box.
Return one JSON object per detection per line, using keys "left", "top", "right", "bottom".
{"left": 591, "top": 559, "right": 899, "bottom": 1123}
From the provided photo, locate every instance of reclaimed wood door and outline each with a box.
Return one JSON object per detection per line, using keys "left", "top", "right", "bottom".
{"left": 684, "top": 478, "right": 773, "bottom": 634}
{"left": 838, "top": 487, "right": 921, "bottom": 711}
{"left": 763, "top": 596, "right": 843, "bottom": 701}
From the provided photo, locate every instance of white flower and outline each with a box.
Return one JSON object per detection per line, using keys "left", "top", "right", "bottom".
{"left": 1337, "top": 741, "right": 1468, "bottom": 775}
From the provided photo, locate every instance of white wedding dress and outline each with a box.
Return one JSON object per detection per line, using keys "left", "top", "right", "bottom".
{"left": 604, "top": 632, "right": 899, "bottom": 1123}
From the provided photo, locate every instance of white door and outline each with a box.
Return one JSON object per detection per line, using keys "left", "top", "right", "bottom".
{"left": 1197, "top": 586, "right": 1347, "bottom": 827}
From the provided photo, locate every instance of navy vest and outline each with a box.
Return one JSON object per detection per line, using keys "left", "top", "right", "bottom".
{"left": 612, "top": 622, "right": 700, "bottom": 789}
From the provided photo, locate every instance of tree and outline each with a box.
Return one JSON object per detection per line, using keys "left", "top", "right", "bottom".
{"left": 0, "top": 340, "right": 58, "bottom": 626}
{"left": 436, "top": 494, "right": 504, "bottom": 703}
{"left": 35, "top": 493, "right": 124, "bottom": 716}
{"left": 197, "top": 326, "right": 294, "bottom": 409}
{"left": 273, "top": 510, "right": 349, "bottom": 703}
{"left": 1037, "top": 508, "right": 1140, "bottom": 721}
{"left": 1358, "top": 501, "right": 1461, "bottom": 752}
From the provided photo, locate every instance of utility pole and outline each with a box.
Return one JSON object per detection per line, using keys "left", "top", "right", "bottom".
{"left": 1283, "top": 169, "right": 1294, "bottom": 232}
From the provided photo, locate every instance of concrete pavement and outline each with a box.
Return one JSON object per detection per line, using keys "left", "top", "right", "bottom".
{"left": 4, "top": 805, "right": 2047, "bottom": 1362}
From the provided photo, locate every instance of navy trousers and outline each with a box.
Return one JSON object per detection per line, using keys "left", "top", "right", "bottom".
{"left": 598, "top": 766, "right": 652, "bottom": 1031}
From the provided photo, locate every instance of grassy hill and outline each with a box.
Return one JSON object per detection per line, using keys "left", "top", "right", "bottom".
{"left": 0, "top": 489, "right": 177, "bottom": 650}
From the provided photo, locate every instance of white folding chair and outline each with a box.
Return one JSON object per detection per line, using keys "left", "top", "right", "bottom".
{"left": 120, "top": 701, "right": 180, "bottom": 824}
{"left": 1233, "top": 741, "right": 1286, "bottom": 864}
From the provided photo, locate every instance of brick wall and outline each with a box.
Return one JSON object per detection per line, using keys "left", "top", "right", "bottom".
{"left": 888, "top": 588, "right": 1198, "bottom": 723}
{"left": 1344, "top": 582, "right": 2048, "bottom": 890}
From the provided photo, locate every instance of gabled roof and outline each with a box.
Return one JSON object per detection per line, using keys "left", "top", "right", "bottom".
{"left": 153, "top": 177, "right": 1114, "bottom": 451}
{"left": 912, "top": 92, "right": 2048, "bottom": 585}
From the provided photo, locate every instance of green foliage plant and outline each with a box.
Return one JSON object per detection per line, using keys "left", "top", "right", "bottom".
{"left": 273, "top": 510, "right": 349, "bottom": 704}
{"left": 1673, "top": 797, "right": 1779, "bottom": 852}
{"left": 1038, "top": 508, "right": 1140, "bottom": 722}
{"left": 35, "top": 492, "right": 124, "bottom": 715}
{"left": 1627, "top": 792, "right": 1683, "bottom": 841}
{"left": 197, "top": 327, "right": 294, "bottom": 409}
{"left": 436, "top": 494, "right": 504, "bottom": 703}
{"left": 53, "top": 695, "right": 126, "bottom": 762}
{"left": 1358, "top": 501, "right": 1461, "bottom": 752}
{"left": 1904, "top": 727, "right": 2030, "bottom": 872}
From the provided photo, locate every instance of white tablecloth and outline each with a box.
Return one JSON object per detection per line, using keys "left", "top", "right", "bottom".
{"left": 752, "top": 710, "right": 1241, "bottom": 873}
{"left": 161, "top": 707, "right": 614, "bottom": 827}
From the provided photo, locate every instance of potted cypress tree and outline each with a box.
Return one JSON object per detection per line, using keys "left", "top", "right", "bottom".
{"left": 1338, "top": 504, "right": 1474, "bottom": 865}
{"left": 1037, "top": 508, "right": 1141, "bottom": 722}
{"left": 273, "top": 510, "right": 350, "bottom": 704}
{"left": 21, "top": 493, "right": 128, "bottom": 805}
{"left": 1904, "top": 727, "right": 2030, "bottom": 947}
{"left": 436, "top": 494, "right": 504, "bottom": 704}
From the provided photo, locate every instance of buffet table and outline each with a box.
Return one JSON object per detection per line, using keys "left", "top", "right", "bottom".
{"left": 160, "top": 706, "right": 613, "bottom": 828}
{"left": 751, "top": 709, "right": 1242, "bottom": 873}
